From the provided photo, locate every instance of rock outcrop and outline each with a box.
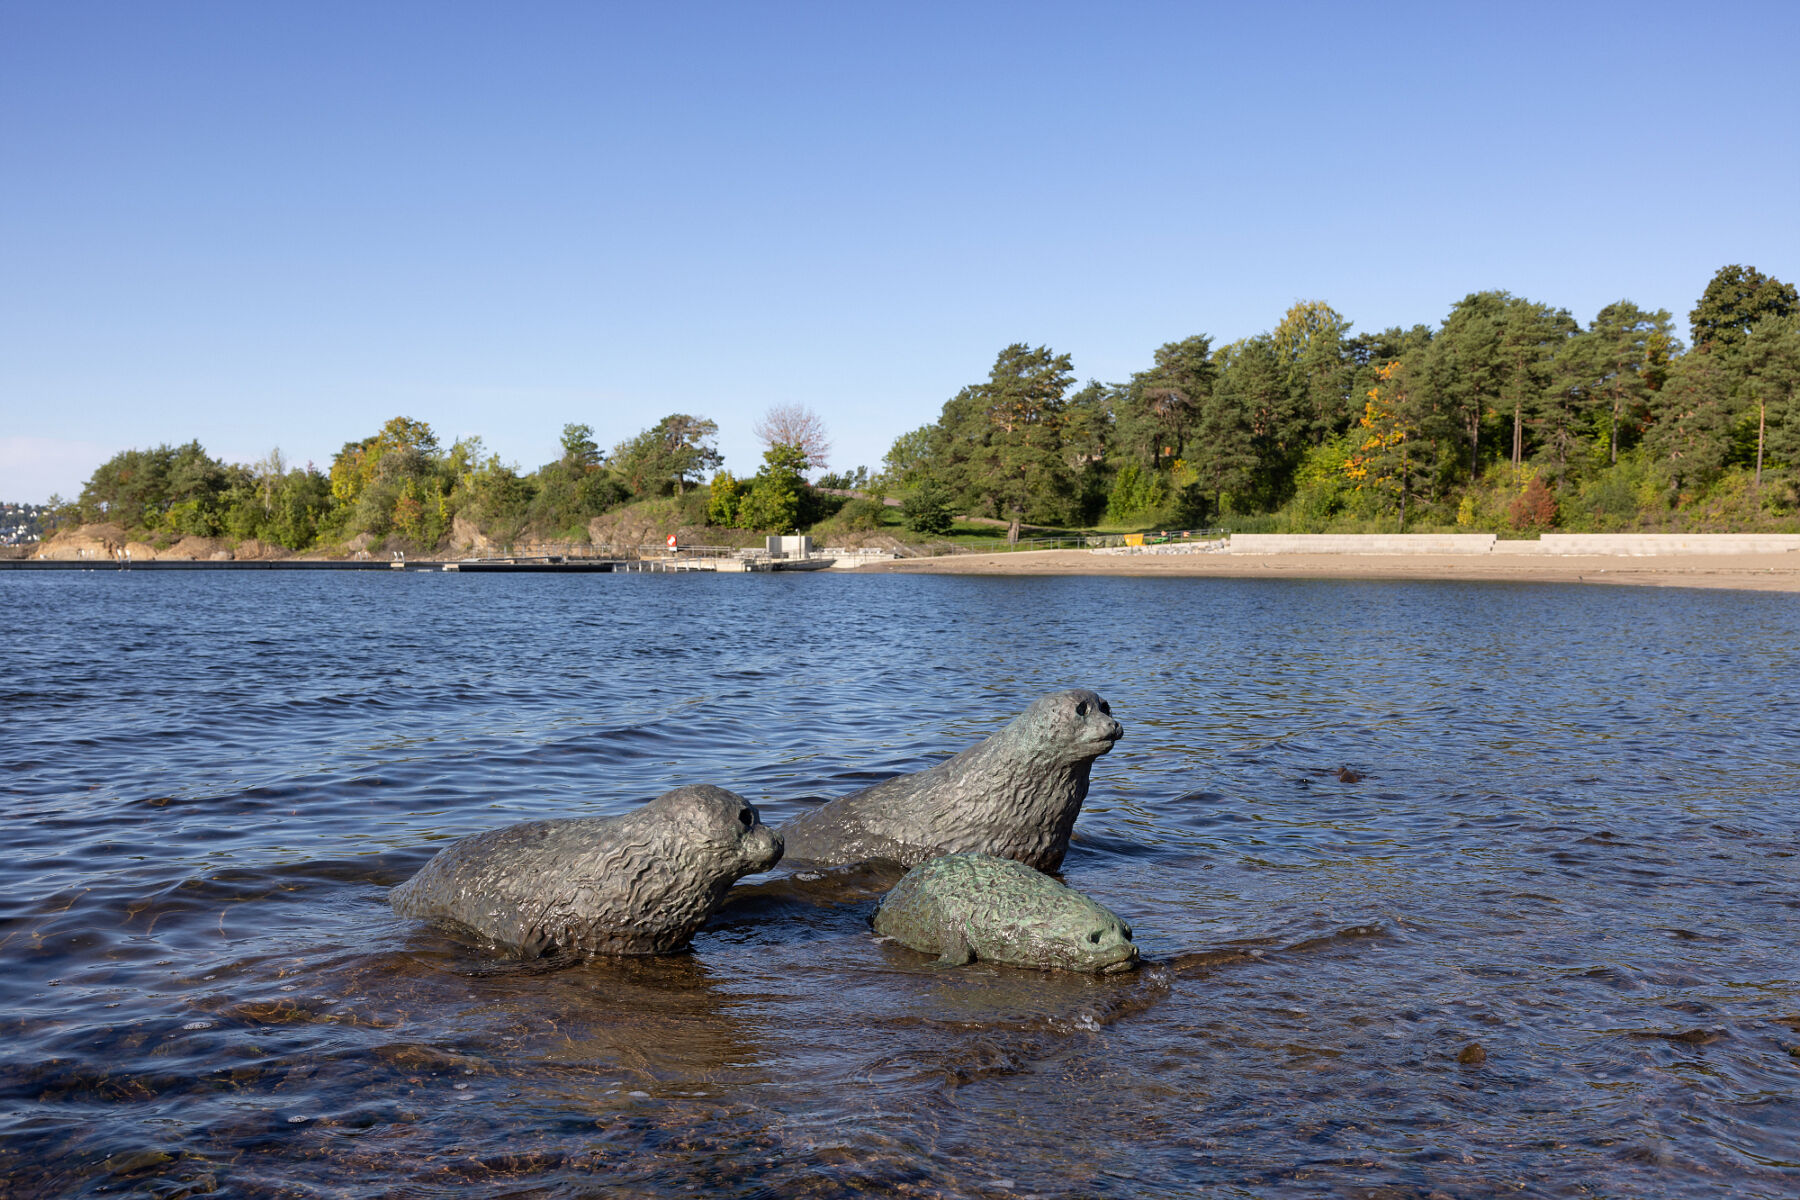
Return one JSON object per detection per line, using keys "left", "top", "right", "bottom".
{"left": 449, "top": 514, "right": 498, "bottom": 557}
{"left": 585, "top": 511, "right": 712, "bottom": 553}
{"left": 33, "top": 523, "right": 131, "bottom": 560}
{"left": 163, "top": 536, "right": 233, "bottom": 561}
{"left": 31, "top": 524, "right": 292, "bottom": 561}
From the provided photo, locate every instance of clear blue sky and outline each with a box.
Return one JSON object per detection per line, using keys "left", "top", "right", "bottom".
{"left": 4, "top": 1, "right": 1796, "bottom": 502}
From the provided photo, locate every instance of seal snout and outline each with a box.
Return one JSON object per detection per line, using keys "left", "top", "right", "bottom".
{"left": 1084, "top": 919, "right": 1138, "bottom": 972}
{"left": 1081, "top": 714, "right": 1123, "bottom": 755}
{"left": 740, "top": 823, "right": 784, "bottom": 873}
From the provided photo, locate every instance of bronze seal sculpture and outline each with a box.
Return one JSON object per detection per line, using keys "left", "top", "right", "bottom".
{"left": 389, "top": 784, "right": 783, "bottom": 956}
{"left": 779, "top": 689, "right": 1122, "bottom": 871}
{"left": 873, "top": 852, "right": 1138, "bottom": 973}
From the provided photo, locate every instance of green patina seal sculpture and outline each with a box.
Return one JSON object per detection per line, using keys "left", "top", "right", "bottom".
{"left": 872, "top": 852, "right": 1138, "bottom": 974}
{"left": 780, "top": 689, "right": 1123, "bottom": 871}
{"left": 389, "top": 784, "right": 783, "bottom": 956}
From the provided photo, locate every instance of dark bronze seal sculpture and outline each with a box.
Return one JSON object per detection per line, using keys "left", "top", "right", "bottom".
{"left": 389, "top": 784, "right": 783, "bottom": 956}
{"left": 873, "top": 852, "right": 1138, "bottom": 973}
{"left": 779, "top": 688, "right": 1122, "bottom": 871}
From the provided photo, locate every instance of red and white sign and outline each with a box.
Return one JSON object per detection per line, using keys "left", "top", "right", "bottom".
{"left": 667, "top": 534, "right": 678, "bottom": 549}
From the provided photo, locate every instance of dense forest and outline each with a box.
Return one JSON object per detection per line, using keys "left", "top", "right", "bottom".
{"left": 44, "top": 263, "right": 1800, "bottom": 554}
{"left": 46, "top": 411, "right": 847, "bottom": 553}
{"left": 885, "top": 263, "right": 1800, "bottom": 534}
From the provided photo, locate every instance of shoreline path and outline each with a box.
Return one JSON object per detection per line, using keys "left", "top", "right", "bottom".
{"left": 855, "top": 547, "right": 1800, "bottom": 592}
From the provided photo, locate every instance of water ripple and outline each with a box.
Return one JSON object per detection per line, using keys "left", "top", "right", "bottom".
{"left": 1, "top": 571, "right": 1796, "bottom": 1198}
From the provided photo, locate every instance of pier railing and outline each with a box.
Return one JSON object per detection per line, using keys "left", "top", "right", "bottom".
{"left": 461, "top": 542, "right": 757, "bottom": 562}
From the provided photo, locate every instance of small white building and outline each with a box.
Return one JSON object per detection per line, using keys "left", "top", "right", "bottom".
{"left": 765, "top": 535, "right": 812, "bottom": 559}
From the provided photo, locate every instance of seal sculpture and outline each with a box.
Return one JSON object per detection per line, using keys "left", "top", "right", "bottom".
{"left": 389, "top": 784, "right": 783, "bottom": 956}
{"left": 873, "top": 852, "right": 1138, "bottom": 973}
{"left": 779, "top": 689, "right": 1122, "bottom": 871}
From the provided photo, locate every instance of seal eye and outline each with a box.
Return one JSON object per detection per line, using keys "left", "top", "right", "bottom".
{"left": 1099, "top": 701, "right": 1111, "bottom": 716}
{"left": 737, "top": 809, "right": 754, "bottom": 829}
{"left": 1075, "top": 701, "right": 1088, "bottom": 716}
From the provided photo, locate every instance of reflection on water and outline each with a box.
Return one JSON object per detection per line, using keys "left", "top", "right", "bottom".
{"left": 2, "top": 571, "right": 1798, "bottom": 1197}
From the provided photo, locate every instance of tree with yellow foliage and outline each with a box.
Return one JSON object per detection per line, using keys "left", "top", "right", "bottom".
{"left": 1344, "top": 361, "right": 1420, "bottom": 528}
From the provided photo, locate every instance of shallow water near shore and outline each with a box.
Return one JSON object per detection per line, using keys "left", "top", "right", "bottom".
{"left": 2, "top": 570, "right": 1797, "bottom": 1199}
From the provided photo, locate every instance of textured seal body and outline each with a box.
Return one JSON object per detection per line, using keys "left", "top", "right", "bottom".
{"left": 389, "top": 785, "right": 782, "bottom": 956}
{"left": 873, "top": 852, "right": 1138, "bottom": 973}
{"left": 779, "top": 689, "right": 1122, "bottom": 871}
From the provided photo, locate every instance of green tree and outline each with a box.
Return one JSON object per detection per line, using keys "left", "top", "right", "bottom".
{"left": 78, "top": 447, "right": 169, "bottom": 526}
{"left": 217, "top": 450, "right": 333, "bottom": 547}
{"left": 815, "top": 466, "right": 870, "bottom": 491}
{"left": 707, "top": 470, "right": 745, "bottom": 526}
{"left": 329, "top": 416, "right": 441, "bottom": 507}
{"left": 1561, "top": 302, "right": 1679, "bottom": 465}
{"left": 1743, "top": 315, "right": 1800, "bottom": 481}
{"left": 1689, "top": 264, "right": 1798, "bottom": 353}
{"left": 1060, "top": 380, "right": 1114, "bottom": 522}
{"left": 880, "top": 425, "right": 936, "bottom": 491}
{"left": 1188, "top": 369, "right": 1259, "bottom": 513}
{"left": 1501, "top": 299, "right": 1578, "bottom": 473}
{"left": 981, "top": 344, "right": 1078, "bottom": 523}
{"left": 1419, "top": 292, "right": 1508, "bottom": 481}
{"left": 1414, "top": 293, "right": 1574, "bottom": 481}
{"left": 1104, "top": 464, "right": 1166, "bottom": 523}
{"left": 736, "top": 443, "right": 808, "bottom": 533}
{"left": 454, "top": 449, "right": 535, "bottom": 546}
{"left": 926, "top": 344, "right": 1079, "bottom": 524}
{"left": 559, "top": 423, "right": 603, "bottom": 470}
{"left": 529, "top": 423, "right": 626, "bottom": 534}
{"left": 901, "top": 475, "right": 955, "bottom": 535}
{"left": 1271, "top": 300, "right": 1354, "bottom": 444}
{"left": 611, "top": 414, "right": 722, "bottom": 496}
{"left": 77, "top": 441, "right": 231, "bottom": 532}
{"left": 262, "top": 465, "right": 334, "bottom": 550}
{"left": 1114, "top": 335, "right": 1215, "bottom": 469}
{"left": 1644, "top": 351, "right": 1737, "bottom": 494}
{"left": 1207, "top": 335, "right": 1298, "bottom": 510}
{"left": 327, "top": 416, "right": 453, "bottom": 546}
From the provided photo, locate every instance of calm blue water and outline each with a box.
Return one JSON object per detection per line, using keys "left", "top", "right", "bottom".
{"left": 2, "top": 570, "right": 1797, "bottom": 1198}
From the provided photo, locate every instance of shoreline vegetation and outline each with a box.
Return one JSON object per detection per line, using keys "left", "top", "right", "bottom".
{"left": 19, "top": 265, "right": 1800, "bottom": 566}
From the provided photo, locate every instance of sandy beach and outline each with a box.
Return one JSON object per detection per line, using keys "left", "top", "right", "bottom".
{"left": 859, "top": 547, "right": 1800, "bottom": 591}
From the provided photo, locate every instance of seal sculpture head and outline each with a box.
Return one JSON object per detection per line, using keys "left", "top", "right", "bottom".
{"left": 389, "top": 784, "right": 782, "bottom": 957}
{"left": 778, "top": 688, "right": 1123, "bottom": 872}
{"left": 873, "top": 852, "right": 1138, "bottom": 974}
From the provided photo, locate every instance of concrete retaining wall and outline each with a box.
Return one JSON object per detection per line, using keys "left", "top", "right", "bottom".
{"left": 1225, "top": 533, "right": 1800, "bottom": 556}
{"left": 1226, "top": 534, "right": 1498, "bottom": 554}
{"left": 1506, "top": 534, "right": 1800, "bottom": 555}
